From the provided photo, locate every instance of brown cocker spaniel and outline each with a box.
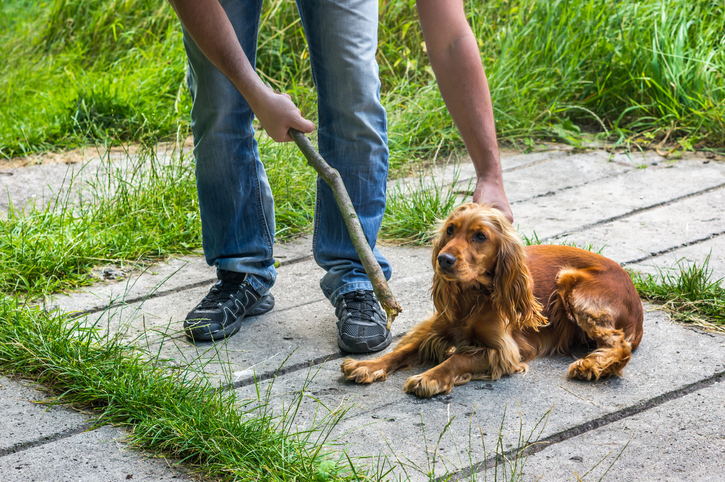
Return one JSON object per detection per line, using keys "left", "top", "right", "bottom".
{"left": 341, "top": 204, "right": 643, "bottom": 398}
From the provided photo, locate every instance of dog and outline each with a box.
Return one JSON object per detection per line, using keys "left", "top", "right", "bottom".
{"left": 341, "top": 203, "right": 643, "bottom": 398}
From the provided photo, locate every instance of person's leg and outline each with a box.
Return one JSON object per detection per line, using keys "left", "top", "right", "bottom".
{"left": 296, "top": 0, "right": 392, "bottom": 352}
{"left": 182, "top": 0, "right": 275, "bottom": 341}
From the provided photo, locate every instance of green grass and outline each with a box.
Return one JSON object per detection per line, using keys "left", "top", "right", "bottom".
{"left": 380, "top": 167, "right": 466, "bottom": 246}
{"left": 631, "top": 255, "right": 725, "bottom": 331}
{"left": 520, "top": 231, "right": 604, "bottom": 253}
{"left": 0, "top": 1, "right": 720, "bottom": 476}
{"left": 0, "top": 296, "right": 376, "bottom": 481}
{"left": 1, "top": 145, "right": 200, "bottom": 294}
{"left": 0, "top": 138, "right": 322, "bottom": 296}
{"left": 0, "top": 295, "right": 584, "bottom": 481}
{"left": 0, "top": 133, "right": 465, "bottom": 296}
{"left": 2, "top": 0, "right": 724, "bottom": 158}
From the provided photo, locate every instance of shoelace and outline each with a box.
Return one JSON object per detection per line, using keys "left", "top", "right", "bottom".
{"left": 343, "top": 291, "right": 378, "bottom": 320}
{"left": 198, "top": 281, "right": 242, "bottom": 309}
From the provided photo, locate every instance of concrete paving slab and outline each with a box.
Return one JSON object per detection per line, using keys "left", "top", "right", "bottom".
{"left": 515, "top": 379, "right": 725, "bottom": 482}
{"left": 0, "top": 425, "right": 191, "bottom": 481}
{"left": 499, "top": 148, "right": 578, "bottom": 171}
{"left": 557, "top": 187, "right": 725, "bottom": 264}
{"left": 232, "top": 308, "right": 725, "bottom": 480}
{"left": 0, "top": 151, "right": 125, "bottom": 214}
{"left": 511, "top": 158, "right": 725, "bottom": 242}
{"left": 47, "top": 236, "right": 313, "bottom": 316}
{"left": 7, "top": 146, "right": 725, "bottom": 481}
{"left": 0, "top": 151, "right": 177, "bottom": 217}
{"left": 0, "top": 376, "right": 90, "bottom": 454}
{"left": 47, "top": 255, "right": 215, "bottom": 316}
{"left": 388, "top": 149, "right": 575, "bottom": 194}
{"left": 625, "top": 234, "right": 725, "bottom": 286}
{"left": 391, "top": 151, "right": 634, "bottom": 207}
{"left": 5, "top": 144, "right": 569, "bottom": 221}
{"left": 502, "top": 151, "right": 634, "bottom": 204}
{"left": 78, "top": 245, "right": 436, "bottom": 387}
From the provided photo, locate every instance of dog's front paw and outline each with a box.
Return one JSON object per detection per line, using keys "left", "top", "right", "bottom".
{"left": 341, "top": 359, "right": 387, "bottom": 384}
{"left": 404, "top": 372, "right": 453, "bottom": 398}
{"left": 567, "top": 357, "right": 603, "bottom": 381}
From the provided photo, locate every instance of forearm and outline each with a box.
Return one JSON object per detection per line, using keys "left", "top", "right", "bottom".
{"left": 167, "top": 0, "right": 314, "bottom": 141}
{"left": 428, "top": 38, "right": 500, "bottom": 178}
{"left": 417, "top": 0, "right": 511, "bottom": 220}
{"left": 167, "top": 0, "right": 265, "bottom": 107}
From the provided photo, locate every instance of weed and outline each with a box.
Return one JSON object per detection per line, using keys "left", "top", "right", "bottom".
{"left": 381, "top": 168, "right": 466, "bottom": 246}
{"left": 631, "top": 254, "right": 725, "bottom": 331}
{"left": 521, "top": 231, "right": 603, "bottom": 253}
{"left": 521, "top": 231, "right": 543, "bottom": 246}
{"left": 377, "top": 403, "right": 624, "bottom": 481}
{"left": 0, "top": 145, "right": 201, "bottom": 295}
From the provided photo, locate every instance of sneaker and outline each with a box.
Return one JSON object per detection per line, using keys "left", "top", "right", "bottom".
{"left": 335, "top": 290, "right": 391, "bottom": 354}
{"left": 184, "top": 269, "right": 274, "bottom": 342}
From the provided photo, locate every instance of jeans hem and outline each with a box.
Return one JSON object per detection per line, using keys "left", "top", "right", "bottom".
{"left": 328, "top": 281, "right": 375, "bottom": 307}
{"left": 214, "top": 261, "right": 274, "bottom": 296}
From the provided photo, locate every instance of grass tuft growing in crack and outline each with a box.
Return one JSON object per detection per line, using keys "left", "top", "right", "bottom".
{"left": 631, "top": 255, "right": 725, "bottom": 331}
{"left": 377, "top": 402, "right": 624, "bottom": 481}
{"left": 0, "top": 145, "right": 201, "bottom": 295}
{"left": 381, "top": 167, "right": 466, "bottom": 246}
{"left": 0, "top": 296, "right": 374, "bottom": 481}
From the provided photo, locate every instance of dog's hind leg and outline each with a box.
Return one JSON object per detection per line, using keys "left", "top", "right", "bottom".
{"left": 559, "top": 272, "right": 633, "bottom": 380}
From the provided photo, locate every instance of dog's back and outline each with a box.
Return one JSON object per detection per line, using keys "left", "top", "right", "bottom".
{"left": 516, "top": 244, "right": 644, "bottom": 377}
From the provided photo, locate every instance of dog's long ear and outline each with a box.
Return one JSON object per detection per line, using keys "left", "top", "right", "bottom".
{"left": 430, "top": 212, "right": 464, "bottom": 319}
{"left": 490, "top": 219, "right": 547, "bottom": 330}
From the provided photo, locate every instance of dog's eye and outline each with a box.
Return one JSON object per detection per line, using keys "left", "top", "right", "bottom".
{"left": 474, "top": 232, "right": 487, "bottom": 242}
{"left": 446, "top": 226, "right": 454, "bottom": 236}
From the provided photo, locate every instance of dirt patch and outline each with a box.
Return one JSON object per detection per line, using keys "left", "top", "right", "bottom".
{"left": 0, "top": 137, "right": 195, "bottom": 171}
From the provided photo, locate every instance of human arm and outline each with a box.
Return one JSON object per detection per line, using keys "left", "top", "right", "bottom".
{"left": 416, "top": 0, "right": 512, "bottom": 222}
{"left": 167, "top": 0, "right": 314, "bottom": 142}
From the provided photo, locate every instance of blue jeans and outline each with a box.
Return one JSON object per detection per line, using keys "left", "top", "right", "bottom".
{"left": 183, "top": 0, "right": 392, "bottom": 306}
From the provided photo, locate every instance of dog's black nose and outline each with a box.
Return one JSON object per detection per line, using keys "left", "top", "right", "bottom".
{"left": 437, "top": 253, "right": 456, "bottom": 269}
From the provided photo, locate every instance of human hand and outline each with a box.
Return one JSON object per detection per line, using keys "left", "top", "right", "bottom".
{"left": 472, "top": 177, "right": 513, "bottom": 223}
{"left": 251, "top": 88, "right": 315, "bottom": 142}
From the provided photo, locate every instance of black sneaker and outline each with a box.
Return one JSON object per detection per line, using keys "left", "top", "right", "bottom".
{"left": 184, "top": 269, "right": 274, "bottom": 342}
{"left": 335, "top": 290, "right": 391, "bottom": 354}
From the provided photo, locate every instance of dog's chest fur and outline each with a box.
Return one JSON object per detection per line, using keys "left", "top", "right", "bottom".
{"left": 422, "top": 298, "right": 506, "bottom": 362}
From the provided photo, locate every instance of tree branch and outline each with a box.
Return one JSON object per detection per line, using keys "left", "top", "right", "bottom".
{"left": 289, "top": 128, "right": 402, "bottom": 329}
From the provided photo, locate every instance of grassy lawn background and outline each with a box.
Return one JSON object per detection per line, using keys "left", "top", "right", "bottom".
{"left": 1, "top": 0, "right": 723, "bottom": 160}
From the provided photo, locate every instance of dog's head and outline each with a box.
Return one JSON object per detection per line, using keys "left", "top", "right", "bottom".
{"left": 431, "top": 203, "right": 546, "bottom": 329}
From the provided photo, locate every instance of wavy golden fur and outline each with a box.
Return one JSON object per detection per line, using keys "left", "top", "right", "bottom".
{"left": 341, "top": 204, "right": 644, "bottom": 398}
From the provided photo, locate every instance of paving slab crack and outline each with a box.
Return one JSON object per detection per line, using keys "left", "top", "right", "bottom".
{"left": 67, "top": 254, "right": 314, "bottom": 319}
{"left": 455, "top": 167, "right": 635, "bottom": 206}
{"left": 548, "top": 181, "right": 725, "bottom": 241}
{"left": 229, "top": 353, "right": 345, "bottom": 390}
{"left": 446, "top": 369, "right": 725, "bottom": 481}
{"left": 0, "top": 421, "right": 96, "bottom": 458}
{"left": 504, "top": 156, "right": 562, "bottom": 173}
{"left": 622, "top": 229, "right": 725, "bottom": 267}
{"left": 227, "top": 334, "right": 408, "bottom": 391}
{"left": 510, "top": 168, "right": 636, "bottom": 206}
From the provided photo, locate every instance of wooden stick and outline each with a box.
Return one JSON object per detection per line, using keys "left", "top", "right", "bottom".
{"left": 288, "top": 128, "right": 402, "bottom": 329}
